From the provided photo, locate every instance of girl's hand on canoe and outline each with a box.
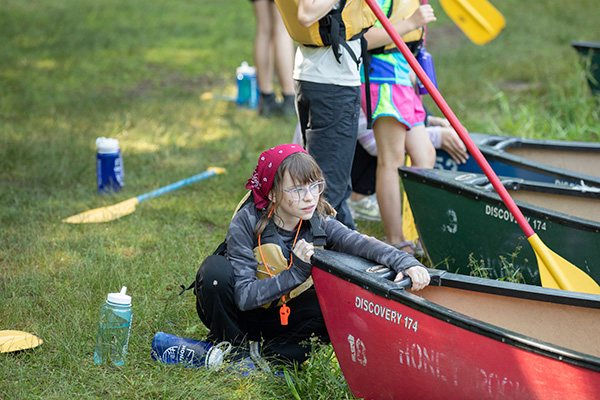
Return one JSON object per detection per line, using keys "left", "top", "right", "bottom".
{"left": 293, "top": 239, "right": 314, "bottom": 264}
{"left": 395, "top": 265, "right": 430, "bottom": 291}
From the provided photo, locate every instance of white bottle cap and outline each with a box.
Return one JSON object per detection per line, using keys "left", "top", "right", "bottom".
{"left": 96, "top": 137, "right": 120, "bottom": 154}
{"left": 236, "top": 61, "right": 255, "bottom": 76}
{"left": 107, "top": 286, "right": 131, "bottom": 305}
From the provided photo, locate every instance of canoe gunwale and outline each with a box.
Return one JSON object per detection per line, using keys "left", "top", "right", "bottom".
{"left": 468, "top": 133, "right": 600, "bottom": 186}
{"left": 399, "top": 167, "right": 600, "bottom": 233}
{"left": 479, "top": 148, "right": 600, "bottom": 186}
{"left": 312, "top": 249, "right": 600, "bottom": 373}
{"left": 572, "top": 41, "right": 600, "bottom": 51}
{"left": 473, "top": 132, "right": 600, "bottom": 154}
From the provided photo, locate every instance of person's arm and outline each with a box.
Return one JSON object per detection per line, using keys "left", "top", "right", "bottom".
{"left": 297, "top": 0, "right": 340, "bottom": 27}
{"left": 226, "top": 206, "right": 313, "bottom": 311}
{"left": 440, "top": 127, "right": 469, "bottom": 164}
{"left": 426, "top": 115, "right": 450, "bottom": 127}
{"left": 323, "top": 217, "right": 430, "bottom": 290}
{"left": 426, "top": 123, "right": 469, "bottom": 165}
{"left": 364, "top": 4, "right": 436, "bottom": 50}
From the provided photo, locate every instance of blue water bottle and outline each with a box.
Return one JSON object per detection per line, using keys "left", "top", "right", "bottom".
{"left": 151, "top": 332, "right": 231, "bottom": 369}
{"left": 94, "top": 286, "right": 133, "bottom": 366}
{"left": 236, "top": 61, "right": 259, "bottom": 109}
{"left": 416, "top": 47, "right": 438, "bottom": 95}
{"left": 96, "top": 137, "right": 125, "bottom": 194}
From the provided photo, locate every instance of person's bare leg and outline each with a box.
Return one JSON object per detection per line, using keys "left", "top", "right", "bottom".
{"left": 270, "top": 2, "right": 294, "bottom": 96}
{"left": 374, "top": 117, "right": 409, "bottom": 248}
{"left": 405, "top": 124, "right": 436, "bottom": 168}
{"left": 252, "top": 0, "right": 274, "bottom": 94}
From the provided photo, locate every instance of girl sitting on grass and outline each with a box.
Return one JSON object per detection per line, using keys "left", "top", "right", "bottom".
{"left": 193, "top": 144, "right": 430, "bottom": 372}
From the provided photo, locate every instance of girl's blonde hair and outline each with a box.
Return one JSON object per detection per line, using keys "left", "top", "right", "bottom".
{"left": 255, "top": 152, "right": 335, "bottom": 237}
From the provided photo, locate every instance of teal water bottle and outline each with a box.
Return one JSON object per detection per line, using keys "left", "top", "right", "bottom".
{"left": 94, "top": 286, "right": 133, "bottom": 365}
{"left": 236, "top": 61, "right": 258, "bottom": 109}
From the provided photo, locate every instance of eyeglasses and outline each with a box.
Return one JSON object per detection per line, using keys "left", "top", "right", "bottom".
{"left": 283, "top": 181, "right": 326, "bottom": 201}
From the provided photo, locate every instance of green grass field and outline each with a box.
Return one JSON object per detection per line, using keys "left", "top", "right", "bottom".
{"left": 1, "top": 0, "right": 598, "bottom": 398}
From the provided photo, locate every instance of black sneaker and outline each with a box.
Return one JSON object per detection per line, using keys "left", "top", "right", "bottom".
{"left": 258, "top": 93, "right": 280, "bottom": 117}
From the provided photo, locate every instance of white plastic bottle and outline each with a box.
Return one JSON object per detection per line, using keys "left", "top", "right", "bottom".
{"left": 96, "top": 137, "right": 125, "bottom": 194}
{"left": 94, "top": 286, "right": 133, "bottom": 365}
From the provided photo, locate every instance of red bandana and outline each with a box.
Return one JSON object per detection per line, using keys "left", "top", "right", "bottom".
{"left": 245, "top": 144, "right": 308, "bottom": 209}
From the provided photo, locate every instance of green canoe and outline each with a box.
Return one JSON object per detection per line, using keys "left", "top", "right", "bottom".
{"left": 400, "top": 167, "right": 600, "bottom": 286}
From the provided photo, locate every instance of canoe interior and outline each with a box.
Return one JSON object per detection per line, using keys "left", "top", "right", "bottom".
{"left": 416, "top": 284, "right": 600, "bottom": 358}
{"left": 439, "top": 133, "right": 600, "bottom": 188}
{"left": 509, "top": 187, "right": 600, "bottom": 223}
{"left": 505, "top": 148, "right": 600, "bottom": 179}
{"left": 425, "top": 167, "right": 600, "bottom": 225}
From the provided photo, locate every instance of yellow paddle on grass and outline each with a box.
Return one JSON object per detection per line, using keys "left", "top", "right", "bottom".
{"left": 365, "top": 0, "right": 600, "bottom": 294}
{"left": 63, "top": 167, "right": 226, "bottom": 224}
{"left": 0, "top": 330, "right": 43, "bottom": 353}
{"left": 439, "top": 0, "right": 505, "bottom": 45}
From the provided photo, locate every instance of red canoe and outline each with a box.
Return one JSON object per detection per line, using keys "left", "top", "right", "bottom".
{"left": 311, "top": 249, "right": 600, "bottom": 400}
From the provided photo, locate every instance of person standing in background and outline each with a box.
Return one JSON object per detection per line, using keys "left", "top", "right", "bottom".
{"left": 361, "top": 0, "right": 437, "bottom": 251}
{"left": 252, "top": 0, "right": 297, "bottom": 117}
{"left": 274, "top": 0, "right": 377, "bottom": 229}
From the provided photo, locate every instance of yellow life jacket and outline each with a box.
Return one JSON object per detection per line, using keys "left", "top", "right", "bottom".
{"left": 370, "top": 0, "right": 423, "bottom": 55}
{"left": 254, "top": 213, "right": 327, "bottom": 308}
{"left": 275, "top": 0, "right": 376, "bottom": 47}
{"left": 275, "top": 0, "right": 376, "bottom": 65}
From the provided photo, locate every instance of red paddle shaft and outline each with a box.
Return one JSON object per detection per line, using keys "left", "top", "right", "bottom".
{"left": 364, "top": 0, "right": 535, "bottom": 238}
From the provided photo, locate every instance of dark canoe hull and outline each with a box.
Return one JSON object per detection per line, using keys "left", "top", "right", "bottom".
{"left": 435, "top": 133, "right": 600, "bottom": 187}
{"left": 311, "top": 250, "right": 600, "bottom": 400}
{"left": 399, "top": 167, "right": 600, "bottom": 286}
{"left": 572, "top": 41, "right": 600, "bottom": 95}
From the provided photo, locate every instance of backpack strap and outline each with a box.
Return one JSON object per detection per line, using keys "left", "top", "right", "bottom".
{"left": 309, "top": 214, "right": 327, "bottom": 248}
{"left": 318, "top": 0, "right": 346, "bottom": 63}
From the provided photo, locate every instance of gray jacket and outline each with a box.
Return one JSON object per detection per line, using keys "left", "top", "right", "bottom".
{"left": 225, "top": 202, "right": 424, "bottom": 311}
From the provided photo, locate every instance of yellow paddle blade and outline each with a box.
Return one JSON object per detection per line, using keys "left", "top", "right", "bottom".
{"left": 207, "top": 167, "right": 227, "bottom": 175}
{"left": 62, "top": 197, "right": 139, "bottom": 224}
{"left": 439, "top": 0, "right": 506, "bottom": 45}
{"left": 0, "top": 330, "right": 43, "bottom": 353}
{"left": 529, "top": 234, "right": 600, "bottom": 295}
{"left": 401, "top": 157, "right": 419, "bottom": 243}
{"left": 401, "top": 190, "right": 419, "bottom": 243}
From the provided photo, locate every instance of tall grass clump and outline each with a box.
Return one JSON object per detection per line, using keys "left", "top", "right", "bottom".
{"left": 486, "top": 56, "right": 599, "bottom": 142}
{"left": 467, "top": 250, "right": 526, "bottom": 284}
{"left": 284, "top": 341, "right": 355, "bottom": 400}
